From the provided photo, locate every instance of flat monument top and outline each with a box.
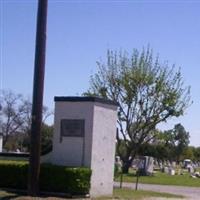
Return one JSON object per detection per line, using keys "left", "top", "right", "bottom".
{"left": 54, "top": 96, "right": 118, "bottom": 106}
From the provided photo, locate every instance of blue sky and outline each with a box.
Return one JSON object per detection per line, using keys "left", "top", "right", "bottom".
{"left": 1, "top": 0, "right": 200, "bottom": 146}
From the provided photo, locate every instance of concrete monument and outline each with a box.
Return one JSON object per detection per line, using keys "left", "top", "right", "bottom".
{"left": 51, "top": 96, "right": 118, "bottom": 197}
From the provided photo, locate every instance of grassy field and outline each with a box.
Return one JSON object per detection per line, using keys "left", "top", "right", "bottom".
{"left": 111, "top": 188, "right": 183, "bottom": 199}
{"left": 0, "top": 188, "right": 183, "bottom": 200}
{"left": 115, "top": 170, "right": 200, "bottom": 187}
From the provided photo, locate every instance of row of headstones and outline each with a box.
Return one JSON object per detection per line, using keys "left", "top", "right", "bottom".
{"left": 155, "top": 160, "right": 200, "bottom": 168}
{"left": 116, "top": 156, "right": 200, "bottom": 177}
{"left": 155, "top": 160, "right": 200, "bottom": 177}
{"left": 132, "top": 158, "right": 200, "bottom": 176}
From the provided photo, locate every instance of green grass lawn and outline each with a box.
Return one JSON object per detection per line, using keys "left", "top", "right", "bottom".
{"left": 0, "top": 188, "right": 183, "bottom": 200}
{"left": 112, "top": 188, "right": 183, "bottom": 199}
{"left": 115, "top": 170, "right": 200, "bottom": 187}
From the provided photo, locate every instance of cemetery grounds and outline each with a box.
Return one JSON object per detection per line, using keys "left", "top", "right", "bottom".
{"left": 0, "top": 167, "right": 198, "bottom": 200}
{"left": 0, "top": 188, "right": 183, "bottom": 200}
{"left": 115, "top": 167, "right": 200, "bottom": 187}
{"left": 0, "top": 162, "right": 199, "bottom": 199}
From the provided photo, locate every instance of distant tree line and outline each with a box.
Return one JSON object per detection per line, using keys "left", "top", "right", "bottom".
{"left": 137, "top": 124, "right": 200, "bottom": 163}
{"left": 0, "top": 90, "right": 53, "bottom": 152}
{"left": 116, "top": 123, "right": 200, "bottom": 164}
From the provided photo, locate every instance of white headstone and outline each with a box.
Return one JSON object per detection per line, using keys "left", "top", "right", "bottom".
{"left": 51, "top": 96, "right": 118, "bottom": 197}
{"left": 146, "top": 157, "right": 154, "bottom": 175}
{"left": 164, "top": 166, "right": 169, "bottom": 174}
{"left": 172, "top": 161, "right": 176, "bottom": 168}
{"left": 188, "top": 165, "right": 194, "bottom": 173}
{"left": 169, "top": 168, "right": 175, "bottom": 175}
{"left": 138, "top": 156, "right": 154, "bottom": 175}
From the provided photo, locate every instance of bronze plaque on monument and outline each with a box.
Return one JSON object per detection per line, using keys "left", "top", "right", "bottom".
{"left": 60, "top": 119, "right": 85, "bottom": 137}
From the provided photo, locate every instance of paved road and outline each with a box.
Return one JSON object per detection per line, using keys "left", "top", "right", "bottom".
{"left": 114, "top": 182, "right": 200, "bottom": 200}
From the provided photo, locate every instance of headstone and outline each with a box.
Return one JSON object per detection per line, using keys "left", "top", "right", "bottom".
{"left": 177, "top": 168, "right": 181, "bottom": 175}
{"left": 188, "top": 165, "right": 194, "bottom": 173}
{"left": 164, "top": 166, "right": 169, "bottom": 174}
{"left": 138, "top": 158, "right": 145, "bottom": 172}
{"left": 158, "top": 162, "right": 163, "bottom": 171}
{"left": 115, "top": 156, "right": 122, "bottom": 167}
{"left": 183, "top": 159, "right": 191, "bottom": 168}
{"left": 146, "top": 157, "right": 154, "bottom": 175}
{"left": 132, "top": 159, "right": 140, "bottom": 168}
{"left": 169, "top": 168, "right": 175, "bottom": 175}
{"left": 172, "top": 161, "right": 176, "bottom": 168}
{"left": 138, "top": 156, "right": 154, "bottom": 175}
{"left": 167, "top": 160, "right": 171, "bottom": 167}
{"left": 51, "top": 96, "right": 118, "bottom": 197}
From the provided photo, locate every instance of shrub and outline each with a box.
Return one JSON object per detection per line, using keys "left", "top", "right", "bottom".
{"left": 0, "top": 160, "right": 91, "bottom": 195}
{"left": 40, "top": 164, "right": 91, "bottom": 194}
{"left": 0, "top": 160, "right": 28, "bottom": 189}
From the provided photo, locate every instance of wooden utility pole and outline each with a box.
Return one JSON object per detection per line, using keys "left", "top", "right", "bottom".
{"left": 28, "top": 0, "right": 48, "bottom": 196}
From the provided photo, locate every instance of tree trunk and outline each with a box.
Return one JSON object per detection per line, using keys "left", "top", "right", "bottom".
{"left": 3, "top": 135, "right": 8, "bottom": 147}
{"left": 122, "top": 160, "right": 132, "bottom": 173}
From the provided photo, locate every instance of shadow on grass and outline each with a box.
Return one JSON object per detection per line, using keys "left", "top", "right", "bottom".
{"left": 0, "top": 188, "right": 83, "bottom": 199}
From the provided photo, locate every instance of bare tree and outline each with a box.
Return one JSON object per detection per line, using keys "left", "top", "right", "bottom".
{"left": 20, "top": 99, "right": 53, "bottom": 136}
{"left": 0, "top": 90, "right": 25, "bottom": 145}
{"left": 0, "top": 90, "right": 53, "bottom": 148}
